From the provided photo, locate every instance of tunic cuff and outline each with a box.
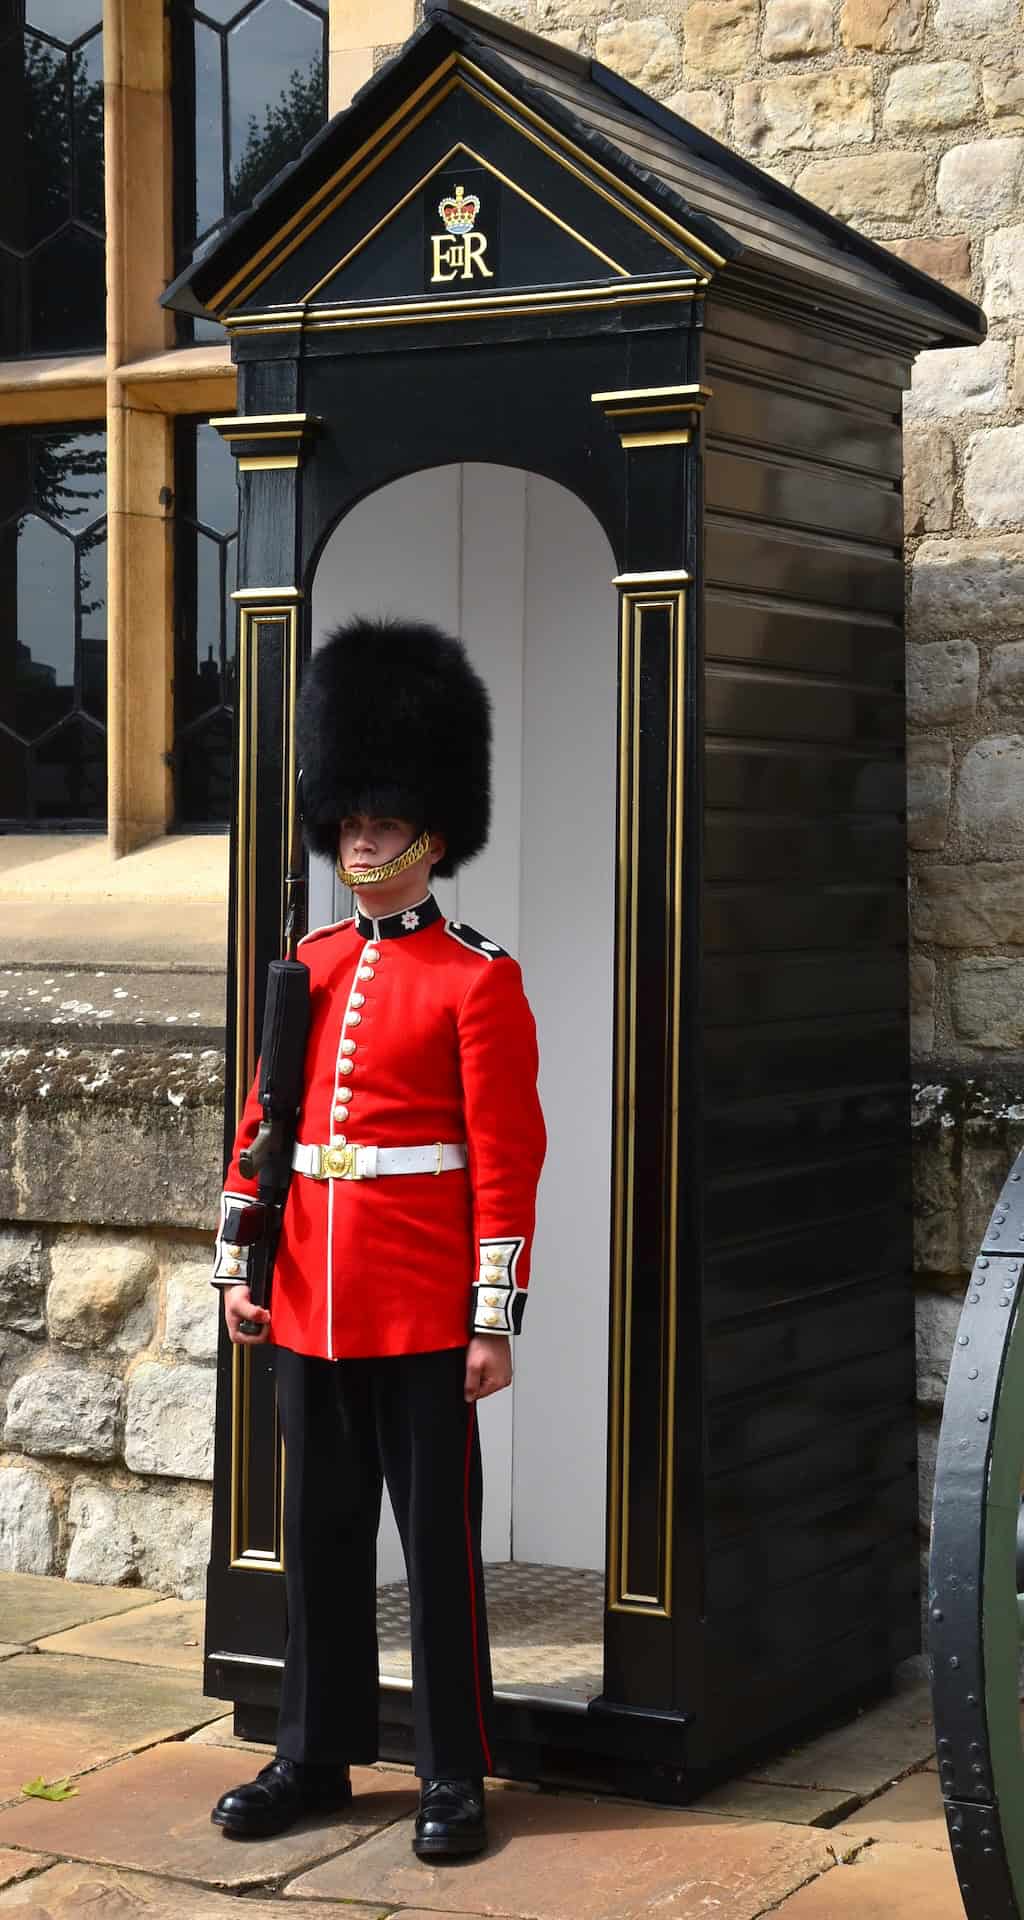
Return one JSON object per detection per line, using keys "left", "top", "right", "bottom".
{"left": 210, "top": 1192, "right": 262, "bottom": 1290}
{"left": 472, "top": 1237, "right": 527, "bottom": 1335}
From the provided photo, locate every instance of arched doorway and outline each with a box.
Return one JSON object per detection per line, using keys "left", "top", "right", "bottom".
{"left": 309, "top": 463, "right": 617, "bottom": 1698}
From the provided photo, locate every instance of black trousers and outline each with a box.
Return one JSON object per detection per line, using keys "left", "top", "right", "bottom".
{"left": 272, "top": 1343, "right": 494, "bottom": 1780}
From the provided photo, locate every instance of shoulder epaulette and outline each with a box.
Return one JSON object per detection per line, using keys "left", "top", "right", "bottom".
{"left": 297, "top": 916, "right": 354, "bottom": 951}
{"left": 444, "top": 920, "right": 510, "bottom": 962}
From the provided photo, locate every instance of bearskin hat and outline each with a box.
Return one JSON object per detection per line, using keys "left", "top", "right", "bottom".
{"left": 295, "top": 616, "right": 492, "bottom": 879}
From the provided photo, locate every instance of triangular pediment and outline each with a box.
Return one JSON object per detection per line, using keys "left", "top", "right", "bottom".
{"left": 190, "top": 52, "right": 713, "bottom": 330}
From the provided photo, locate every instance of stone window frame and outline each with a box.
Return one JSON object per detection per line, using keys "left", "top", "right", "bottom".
{"left": 0, "top": 0, "right": 406, "bottom": 855}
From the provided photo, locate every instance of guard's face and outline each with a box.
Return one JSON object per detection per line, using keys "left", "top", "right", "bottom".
{"left": 338, "top": 813, "right": 419, "bottom": 874}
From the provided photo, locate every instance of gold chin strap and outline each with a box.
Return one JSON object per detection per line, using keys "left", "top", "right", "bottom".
{"left": 336, "top": 829, "right": 431, "bottom": 890}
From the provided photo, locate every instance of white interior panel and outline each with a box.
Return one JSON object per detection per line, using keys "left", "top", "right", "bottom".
{"left": 310, "top": 465, "right": 615, "bottom": 1582}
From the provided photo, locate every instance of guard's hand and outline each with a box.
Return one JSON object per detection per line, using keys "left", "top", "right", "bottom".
{"left": 464, "top": 1333, "right": 512, "bottom": 1402}
{"left": 223, "top": 1283, "right": 271, "bottom": 1346}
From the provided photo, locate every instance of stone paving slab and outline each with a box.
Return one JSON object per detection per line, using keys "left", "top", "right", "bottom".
{"left": 0, "top": 1655, "right": 223, "bottom": 1805}
{"left": 693, "top": 1779, "right": 861, "bottom": 1827}
{"left": 0, "top": 1745, "right": 417, "bottom": 1892}
{"left": 0, "top": 1862, "right": 391, "bottom": 1916}
{"left": 0, "top": 1651, "right": 20, "bottom": 1664}
{"left": 838, "top": 1767, "right": 948, "bottom": 1850}
{"left": 186, "top": 1714, "right": 274, "bottom": 1754}
{"left": 770, "top": 1839, "right": 965, "bottom": 1918}
{"left": 0, "top": 1574, "right": 158, "bottom": 1645}
{"left": 288, "top": 1789, "right": 836, "bottom": 1920}
{"left": 748, "top": 1672, "right": 935, "bottom": 1796}
{"left": 36, "top": 1600, "right": 204, "bottom": 1674}
{"left": 0, "top": 1854, "right": 52, "bottom": 1892}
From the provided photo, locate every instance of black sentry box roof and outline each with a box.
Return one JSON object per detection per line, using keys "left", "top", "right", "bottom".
{"left": 163, "top": 0, "right": 984, "bottom": 348}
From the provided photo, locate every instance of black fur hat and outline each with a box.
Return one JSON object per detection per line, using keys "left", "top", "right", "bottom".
{"left": 295, "top": 616, "right": 492, "bottom": 879}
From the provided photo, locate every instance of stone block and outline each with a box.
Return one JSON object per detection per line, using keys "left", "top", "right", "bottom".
{"left": 796, "top": 151, "right": 927, "bottom": 221}
{"left": 164, "top": 1259, "right": 219, "bottom": 1362}
{"left": 937, "top": 139, "right": 1024, "bottom": 220}
{"left": 904, "top": 428, "right": 955, "bottom": 536}
{"left": 956, "top": 735, "right": 1024, "bottom": 857}
{"left": 595, "top": 17, "right": 678, "bottom": 87}
{"left": 664, "top": 88, "right": 728, "bottom": 139}
{"left": 907, "top": 738, "right": 953, "bottom": 851}
{"left": 915, "top": 1293, "right": 964, "bottom": 1406}
{"left": 914, "top": 864, "right": 1024, "bottom": 946}
{"left": 764, "top": 0, "right": 833, "bottom": 59}
{"left": 129, "top": 1482, "right": 213, "bottom": 1598}
{"left": 982, "top": 224, "right": 1024, "bottom": 320}
{"left": 916, "top": 1419, "right": 940, "bottom": 1536}
{"left": 883, "top": 62, "right": 978, "bottom": 133}
{"left": 0, "top": 1467, "right": 58, "bottom": 1574}
{"left": 911, "top": 537, "right": 1024, "bottom": 635}
{"left": 841, "top": 0, "right": 925, "bottom": 50}
{"left": 5, "top": 1365, "right": 124, "bottom": 1462}
{"left": 988, "top": 641, "right": 1024, "bottom": 709}
{"left": 903, "top": 339, "right": 1011, "bottom": 424}
{"left": 66, "top": 1480, "right": 137, "bottom": 1587}
{"left": 330, "top": 0, "right": 415, "bottom": 49}
{"left": 1016, "top": 338, "right": 1024, "bottom": 411}
{"left": 907, "top": 641, "right": 979, "bottom": 725}
{"left": 935, "top": 0, "right": 1019, "bottom": 30}
{"left": 124, "top": 1361, "right": 215, "bottom": 1482}
{"left": 964, "top": 426, "right": 1024, "bottom": 532}
{"left": 984, "top": 62, "right": 1024, "bottom": 133}
{"left": 683, "top": 0, "right": 757, "bottom": 76}
{"left": 952, "top": 957, "right": 1024, "bottom": 1046}
{"left": 734, "top": 70, "right": 874, "bottom": 156}
{"left": 883, "top": 235, "right": 972, "bottom": 299}
{"left": 46, "top": 1235, "right": 157, "bottom": 1352}
{"left": 913, "top": 1124, "right": 961, "bottom": 1276}
{"left": 0, "top": 1230, "right": 46, "bottom": 1338}
{"left": 960, "top": 1130, "right": 1012, "bottom": 1266}
{"left": 910, "top": 954, "right": 936, "bottom": 1055}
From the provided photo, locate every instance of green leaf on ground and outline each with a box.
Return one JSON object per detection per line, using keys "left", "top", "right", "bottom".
{"left": 20, "top": 1775, "right": 78, "bottom": 1802}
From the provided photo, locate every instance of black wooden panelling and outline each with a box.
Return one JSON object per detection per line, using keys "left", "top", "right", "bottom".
{"left": 705, "top": 1343, "right": 913, "bottom": 1477}
{"left": 705, "top": 1210, "right": 910, "bottom": 1323}
{"left": 705, "top": 591, "right": 904, "bottom": 685}
{"left": 706, "top": 740, "right": 906, "bottom": 815}
{"left": 705, "top": 1277, "right": 913, "bottom": 1400}
{"left": 705, "top": 812, "right": 905, "bottom": 884}
{"left": 705, "top": 883, "right": 907, "bottom": 954}
{"left": 704, "top": 952, "right": 908, "bottom": 1025}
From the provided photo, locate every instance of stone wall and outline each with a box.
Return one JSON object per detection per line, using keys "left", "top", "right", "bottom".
{"left": 0, "top": 1039, "right": 224, "bottom": 1597}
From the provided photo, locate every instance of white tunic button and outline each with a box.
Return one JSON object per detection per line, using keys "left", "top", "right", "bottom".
{"left": 351, "top": 992, "right": 366, "bottom": 1008}
{"left": 341, "top": 1038, "right": 356, "bottom": 1055}
{"left": 358, "top": 966, "right": 375, "bottom": 980}
{"left": 345, "top": 1010, "right": 361, "bottom": 1026}
{"left": 364, "top": 948, "right": 380, "bottom": 963}
{"left": 333, "top": 1133, "right": 347, "bottom": 1146}
{"left": 338, "top": 1059, "right": 354, "bottom": 1076}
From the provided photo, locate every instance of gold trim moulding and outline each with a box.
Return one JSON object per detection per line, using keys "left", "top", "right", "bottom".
{"left": 613, "top": 569, "right": 691, "bottom": 587}
{"left": 591, "top": 383, "right": 713, "bottom": 405}
{"left": 208, "top": 412, "right": 313, "bottom": 431}
{"left": 238, "top": 454, "right": 300, "bottom": 471}
{"left": 620, "top": 429, "right": 691, "bottom": 449}
{"left": 230, "top": 586, "right": 304, "bottom": 601}
{"left": 225, "top": 278, "right": 699, "bottom": 338}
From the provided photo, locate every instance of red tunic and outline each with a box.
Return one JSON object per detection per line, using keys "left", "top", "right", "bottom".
{"left": 213, "top": 894, "right": 547, "bottom": 1359}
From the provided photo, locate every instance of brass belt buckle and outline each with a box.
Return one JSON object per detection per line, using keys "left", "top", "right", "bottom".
{"left": 319, "top": 1144, "right": 359, "bottom": 1179}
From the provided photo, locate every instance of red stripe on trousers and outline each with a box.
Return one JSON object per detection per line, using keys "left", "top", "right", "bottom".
{"left": 463, "top": 1405, "right": 493, "bottom": 1777}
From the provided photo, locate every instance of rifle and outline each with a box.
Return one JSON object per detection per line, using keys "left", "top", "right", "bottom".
{"left": 229, "top": 787, "right": 310, "bottom": 1335}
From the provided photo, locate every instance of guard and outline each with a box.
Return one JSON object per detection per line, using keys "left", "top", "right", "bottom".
{"left": 208, "top": 617, "right": 546, "bottom": 1855}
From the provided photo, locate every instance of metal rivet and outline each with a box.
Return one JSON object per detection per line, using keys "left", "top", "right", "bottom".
{"left": 978, "top": 1410, "right": 989, "bottom": 1421}
{"left": 939, "top": 1739, "right": 952, "bottom": 1751}
{"left": 970, "top": 1744, "right": 983, "bottom": 1756}
{"left": 968, "top": 1694, "right": 979, "bottom": 1706}
{"left": 970, "top": 1293, "right": 980, "bottom": 1303}
{"left": 1013, "top": 1173, "right": 1021, "bottom": 1180}
{"left": 950, "top": 1656, "right": 961, "bottom": 1668}
{"left": 933, "top": 1608, "right": 945, "bottom": 1621}
{"left": 990, "top": 1230, "right": 1001, "bottom": 1239}
{"left": 968, "top": 1369, "right": 979, "bottom": 1380}
{"left": 994, "top": 1215, "right": 1006, "bottom": 1225}
{"left": 1002, "top": 1298, "right": 1013, "bottom": 1307}
{"left": 977, "top": 1275, "right": 987, "bottom": 1284}
{"left": 972, "top": 1764, "right": 985, "bottom": 1776}
{"left": 978, "top": 1258, "right": 989, "bottom": 1269}
{"left": 958, "top": 1335, "right": 970, "bottom": 1346}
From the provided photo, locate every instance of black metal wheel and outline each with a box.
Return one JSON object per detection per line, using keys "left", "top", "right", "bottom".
{"left": 930, "top": 1147, "right": 1024, "bottom": 1919}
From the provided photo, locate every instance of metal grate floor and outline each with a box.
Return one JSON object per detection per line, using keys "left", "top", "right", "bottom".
{"left": 377, "top": 1560, "right": 604, "bottom": 1703}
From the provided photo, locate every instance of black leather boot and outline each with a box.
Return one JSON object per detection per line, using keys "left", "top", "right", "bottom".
{"left": 413, "top": 1776, "right": 487, "bottom": 1858}
{"left": 211, "top": 1755, "right": 352, "bottom": 1838}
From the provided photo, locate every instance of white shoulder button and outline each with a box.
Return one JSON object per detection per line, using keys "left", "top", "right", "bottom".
{"left": 443, "top": 921, "right": 511, "bottom": 962}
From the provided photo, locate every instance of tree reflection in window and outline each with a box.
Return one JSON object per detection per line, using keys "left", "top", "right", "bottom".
{"left": 0, "top": 4, "right": 105, "bottom": 356}
{"left": 0, "top": 424, "right": 107, "bottom": 824}
{"left": 172, "top": 0, "right": 328, "bottom": 343}
{"left": 173, "top": 420, "right": 238, "bottom": 824}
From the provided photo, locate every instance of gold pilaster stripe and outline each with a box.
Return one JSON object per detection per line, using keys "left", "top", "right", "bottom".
{"left": 620, "top": 429, "right": 691, "bottom": 449}
{"left": 238, "top": 455, "right": 300, "bottom": 471}
{"left": 607, "top": 589, "right": 686, "bottom": 1619}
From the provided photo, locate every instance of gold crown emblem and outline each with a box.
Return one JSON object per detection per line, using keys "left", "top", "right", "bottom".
{"left": 438, "top": 184, "right": 481, "bottom": 236}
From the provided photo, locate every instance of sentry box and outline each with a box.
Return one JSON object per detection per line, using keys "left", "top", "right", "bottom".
{"left": 163, "top": 0, "right": 984, "bottom": 1803}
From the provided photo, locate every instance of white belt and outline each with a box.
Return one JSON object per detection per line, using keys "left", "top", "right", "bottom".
{"left": 292, "top": 1141, "right": 467, "bottom": 1181}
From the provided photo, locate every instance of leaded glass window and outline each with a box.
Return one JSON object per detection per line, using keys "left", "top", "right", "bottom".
{"left": 172, "top": 0, "right": 328, "bottom": 343}
{"left": 0, "top": 2, "right": 105, "bottom": 357}
{"left": 0, "top": 424, "right": 107, "bottom": 824}
{"left": 173, "top": 420, "right": 238, "bottom": 824}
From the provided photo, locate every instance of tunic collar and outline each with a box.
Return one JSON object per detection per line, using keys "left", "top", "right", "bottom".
{"left": 354, "top": 893, "right": 442, "bottom": 942}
